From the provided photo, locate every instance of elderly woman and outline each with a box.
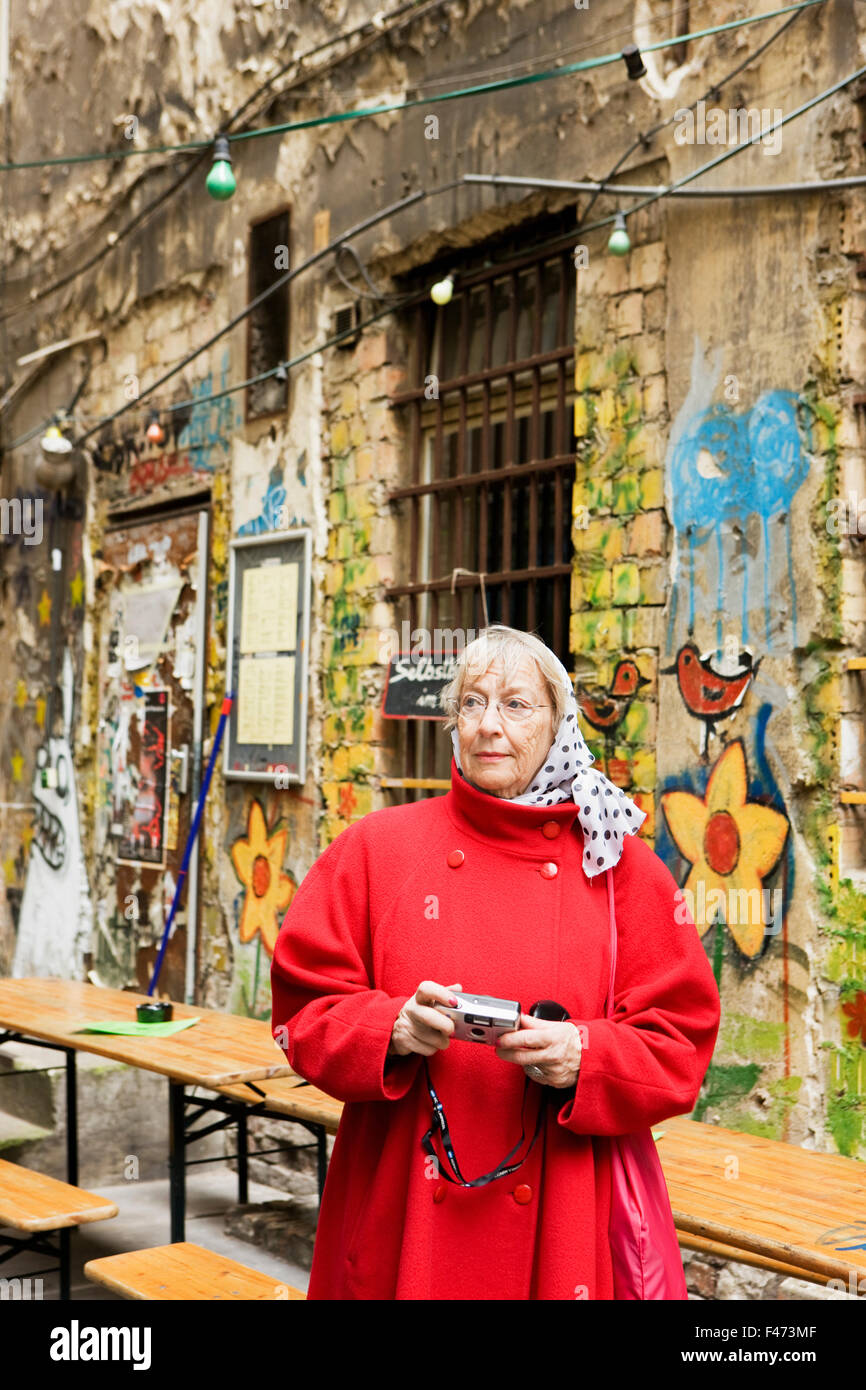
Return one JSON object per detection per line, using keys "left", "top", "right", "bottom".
{"left": 271, "top": 625, "right": 720, "bottom": 1300}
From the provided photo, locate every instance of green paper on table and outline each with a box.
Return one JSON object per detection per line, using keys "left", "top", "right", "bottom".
{"left": 74, "top": 1018, "right": 200, "bottom": 1037}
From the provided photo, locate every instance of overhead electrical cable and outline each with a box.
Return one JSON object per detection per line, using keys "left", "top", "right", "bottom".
{"left": 0, "top": 0, "right": 455, "bottom": 321}
{"left": 4, "top": 16, "right": 856, "bottom": 457}
{"left": 6, "top": 88, "right": 856, "bottom": 459}
{"left": 0, "top": 3, "right": 825, "bottom": 173}
{"left": 67, "top": 179, "right": 465, "bottom": 449}
{"left": 575, "top": 0, "right": 818, "bottom": 231}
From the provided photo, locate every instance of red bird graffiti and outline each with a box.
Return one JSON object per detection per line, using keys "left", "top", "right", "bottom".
{"left": 576, "top": 658, "right": 649, "bottom": 735}
{"left": 662, "top": 641, "right": 760, "bottom": 760}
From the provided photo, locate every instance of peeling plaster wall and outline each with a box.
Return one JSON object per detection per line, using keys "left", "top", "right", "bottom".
{"left": 6, "top": 0, "right": 714, "bottom": 1009}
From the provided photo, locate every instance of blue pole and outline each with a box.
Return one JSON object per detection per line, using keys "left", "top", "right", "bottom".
{"left": 148, "top": 692, "right": 235, "bottom": 996}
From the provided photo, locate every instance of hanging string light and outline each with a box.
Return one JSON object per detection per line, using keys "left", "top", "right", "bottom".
{"left": 39, "top": 423, "right": 73, "bottom": 455}
{"left": 607, "top": 211, "right": 631, "bottom": 256}
{"left": 206, "top": 136, "right": 236, "bottom": 200}
{"left": 145, "top": 413, "right": 165, "bottom": 445}
{"left": 0, "top": 3, "right": 828, "bottom": 177}
{"left": 37, "top": 420, "right": 76, "bottom": 490}
{"left": 431, "top": 272, "right": 455, "bottom": 305}
{"left": 621, "top": 44, "right": 648, "bottom": 80}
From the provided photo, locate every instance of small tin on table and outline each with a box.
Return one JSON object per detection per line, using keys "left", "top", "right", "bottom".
{"left": 136, "top": 1001, "right": 173, "bottom": 1023}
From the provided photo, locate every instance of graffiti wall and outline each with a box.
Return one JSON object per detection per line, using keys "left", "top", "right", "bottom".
{"left": 12, "top": 648, "right": 94, "bottom": 979}
{"left": 220, "top": 450, "right": 316, "bottom": 1019}
{"left": 226, "top": 796, "right": 298, "bottom": 1019}
{"left": 653, "top": 344, "right": 811, "bottom": 1140}
{"left": 573, "top": 215, "right": 866, "bottom": 1158}
{"left": 0, "top": 488, "right": 90, "bottom": 980}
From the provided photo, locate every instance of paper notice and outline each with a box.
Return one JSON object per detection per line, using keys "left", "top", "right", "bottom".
{"left": 122, "top": 582, "right": 183, "bottom": 671}
{"left": 240, "top": 563, "right": 298, "bottom": 653}
{"left": 238, "top": 655, "right": 295, "bottom": 745}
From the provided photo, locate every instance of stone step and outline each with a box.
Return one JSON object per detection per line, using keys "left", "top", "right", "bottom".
{"left": 0, "top": 1040, "right": 69, "bottom": 1073}
{"left": 0, "top": 1039, "right": 191, "bottom": 1186}
{"left": 223, "top": 1195, "right": 318, "bottom": 1271}
{"left": 0, "top": 1105, "right": 53, "bottom": 1155}
{"left": 0, "top": 1040, "right": 247, "bottom": 1190}
{"left": 0, "top": 1045, "right": 57, "bottom": 1129}
{"left": 0, "top": 1040, "right": 129, "bottom": 1074}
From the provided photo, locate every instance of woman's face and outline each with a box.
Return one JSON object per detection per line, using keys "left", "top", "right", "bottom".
{"left": 456, "top": 656, "right": 556, "bottom": 800}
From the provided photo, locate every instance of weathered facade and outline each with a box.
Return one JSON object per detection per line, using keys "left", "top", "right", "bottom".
{"left": 1, "top": 0, "right": 865, "bottom": 1297}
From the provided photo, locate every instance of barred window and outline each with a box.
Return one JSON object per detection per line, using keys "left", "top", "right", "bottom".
{"left": 384, "top": 212, "right": 577, "bottom": 798}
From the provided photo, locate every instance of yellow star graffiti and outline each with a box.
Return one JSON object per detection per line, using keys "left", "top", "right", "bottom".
{"left": 70, "top": 571, "right": 84, "bottom": 606}
{"left": 21, "top": 821, "right": 34, "bottom": 857}
{"left": 10, "top": 752, "right": 24, "bottom": 784}
{"left": 37, "top": 589, "right": 51, "bottom": 626}
{"left": 35, "top": 697, "right": 46, "bottom": 730}
{"left": 230, "top": 800, "right": 296, "bottom": 957}
{"left": 2, "top": 856, "right": 16, "bottom": 885}
{"left": 14, "top": 680, "right": 28, "bottom": 710}
{"left": 661, "top": 739, "right": 788, "bottom": 958}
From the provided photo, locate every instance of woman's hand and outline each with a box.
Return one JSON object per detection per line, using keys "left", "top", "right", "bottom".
{"left": 495, "top": 1012, "right": 583, "bottom": 1088}
{"left": 388, "top": 980, "right": 464, "bottom": 1058}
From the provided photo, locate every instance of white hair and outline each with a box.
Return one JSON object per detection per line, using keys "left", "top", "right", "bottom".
{"left": 439, "top": 625, "right": 571, "bottom": 733}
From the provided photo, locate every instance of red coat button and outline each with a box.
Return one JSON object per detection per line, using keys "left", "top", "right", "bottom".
{"left": 447, "top": 849, "right": 465, "bottom": 868}
{"left": 539, "top": 861, "right": 558, "bottom": 878}
{"left": 513, "top": 1184, "right": 532, "bottom": 1204}
{"left": 541, "top": 820, "right": 561, "bottom": 838}
{"left": 433, "top": 1183, "right": 447, "bottom": 1203}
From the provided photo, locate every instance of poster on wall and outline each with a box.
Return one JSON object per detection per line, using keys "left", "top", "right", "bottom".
{"left": 115, "top": 688, "right": 170, "bottom": 868}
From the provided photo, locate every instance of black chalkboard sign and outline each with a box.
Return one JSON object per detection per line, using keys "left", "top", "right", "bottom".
{"left": 381, "top": 651, "right": 459, "bottom": 719}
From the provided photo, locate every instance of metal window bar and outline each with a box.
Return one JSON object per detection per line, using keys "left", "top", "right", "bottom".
{"left": 385, "top": 234, "right": 576, "bottom": 802}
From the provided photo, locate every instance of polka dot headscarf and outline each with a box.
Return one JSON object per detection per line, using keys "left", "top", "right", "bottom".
{"left": 451, "top": 651, "right": 647, "bottom": 880}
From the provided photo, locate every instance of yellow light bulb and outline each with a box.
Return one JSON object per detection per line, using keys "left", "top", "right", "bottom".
{"left": 431, "top": 275, "right": 454, "bottom": 306}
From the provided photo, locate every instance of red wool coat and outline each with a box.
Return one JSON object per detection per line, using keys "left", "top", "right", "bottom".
{"left": 270, "top": 757, "right": 721, "bottom": 1300}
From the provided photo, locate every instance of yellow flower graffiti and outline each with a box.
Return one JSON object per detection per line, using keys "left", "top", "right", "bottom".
{"left": 230, "top": 800, "right": 296, "bottom": 957}
{"left": 661, "top": 739, "right": 788, "bottom": 958}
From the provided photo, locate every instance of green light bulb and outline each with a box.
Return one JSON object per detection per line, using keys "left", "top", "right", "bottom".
{"left": 206, "top": 137, "right": 236, "bottom": 200}
{"left": 607, "top": 212, "right": 631, "bottom": 257}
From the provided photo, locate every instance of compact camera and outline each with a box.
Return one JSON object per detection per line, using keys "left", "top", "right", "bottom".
{"left": 434, "top": 993, "right": 570, "bottom": 1044}
{"left": 435, "top": 991, "right": 521, "bottom": 1044}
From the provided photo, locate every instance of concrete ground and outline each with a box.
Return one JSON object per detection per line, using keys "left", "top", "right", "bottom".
{"left": 1, "top": 1164, "right": 312, "bottom": 1300}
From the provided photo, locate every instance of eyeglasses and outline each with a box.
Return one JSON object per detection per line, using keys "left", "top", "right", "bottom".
{"left": 447, "top": 694, "right": 550, "bottom": 724}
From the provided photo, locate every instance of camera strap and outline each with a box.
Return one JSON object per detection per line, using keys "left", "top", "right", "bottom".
{"left": 421, "top": 1059, "right": 546, "bottom": 1187}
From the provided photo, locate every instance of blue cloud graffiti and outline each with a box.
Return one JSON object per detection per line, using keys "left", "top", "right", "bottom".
{"left": 237, "top": 476, "right": 293, "bottom": 536}
{"left": 667, "top": 389, "right": 810, "bottom": 653}
{"left": 177, "top": 348, "right": 240, "bottom": 465}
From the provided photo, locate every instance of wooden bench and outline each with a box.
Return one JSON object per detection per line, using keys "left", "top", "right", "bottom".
{"left": 0, "top": 1157, "right": 118, "bottom": 1299}
{"left": 84, "top": 1242, "right": 307, "bottom": 1300}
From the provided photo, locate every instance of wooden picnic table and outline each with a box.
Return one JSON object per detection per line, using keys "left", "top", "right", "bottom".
{"left": 0, "top": 977, "right": 291, "bottom": 1087}
{"left": 2, "top": 978, "right": 864, "bottom": 1290}
{"left": 0, "top": 978, "right": 310, "bottom": 1242}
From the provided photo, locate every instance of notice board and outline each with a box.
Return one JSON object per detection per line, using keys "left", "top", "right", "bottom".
{"left": 223, "top": 529, "right": 311, "bottom": 783}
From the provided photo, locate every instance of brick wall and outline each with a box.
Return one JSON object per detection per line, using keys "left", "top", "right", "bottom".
{"left": 571, "top": 229, "right": 669, "bottom": 844}
{"left": 318, "top": 320, "right": 407, "bottom": 849}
